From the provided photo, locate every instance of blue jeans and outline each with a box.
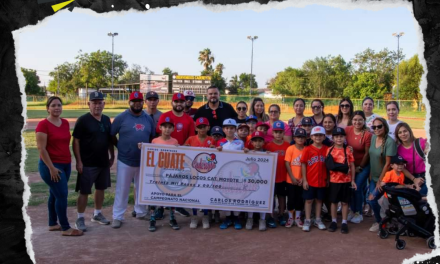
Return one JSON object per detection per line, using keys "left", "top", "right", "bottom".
{"left": 39, "top": 160, "right": 71, "bottom": 231}
{"left": 350, "top": 165, "right": 371, "bottom": 214}
{"left": 367, "top": 180, "right": 384, "bottom": 223}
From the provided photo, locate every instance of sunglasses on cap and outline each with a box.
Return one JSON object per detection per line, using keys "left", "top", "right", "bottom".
{"left": 340, "top": 104, "right": 350, "bottom": 108}
{"left": 237, "top": 107, "right": 247, "bottom": 111}
{"left": 212, "top": 110, "right": 217, "bottom": 119}
{"left": 185, "top": 96, "right": 195, "bottom": 101}
{"left": 371, "top": 124, "right": 384, "bottom": 130}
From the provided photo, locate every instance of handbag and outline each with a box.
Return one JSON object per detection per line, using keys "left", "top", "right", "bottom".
{"left": 325, "top": 146, "right": 350, "bottom": 174}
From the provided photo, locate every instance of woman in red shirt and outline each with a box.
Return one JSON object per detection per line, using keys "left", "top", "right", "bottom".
{"left": 35, "top": 96, "right": 82, "bottom": 236}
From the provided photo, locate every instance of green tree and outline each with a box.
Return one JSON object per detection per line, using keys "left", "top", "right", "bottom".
{"left": 227, "top": 75, "right": 240, "bottom": 94}
{"left": 163, "top": 67, "right": 178, "bottom": 93}
{"left": 119, "top": 64, "right": 146, "bottom": 84}
{"left": 21, "top": 68, "right": 43, "bottom": 95}
{"left": 47, "top": 62, "right": 80, "bottom": 95}
{"left": 198, "top": 48, "right": 215, "bottom": 72}
{"left": 211, "top": 72, "right": 226, "bottom": 92}
{"left": 396, "top": 54, "right": 424, "bottom": 103}
{"left": 215, "top": 63, "right": 225, "bottom": 76}
{"left": 343, "top": 72, "right": 385, "bottom": 99}
{"left": 268, "top": 67, "right": 308, "bottom": 96}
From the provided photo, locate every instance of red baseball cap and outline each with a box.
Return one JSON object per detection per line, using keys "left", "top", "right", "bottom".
{"left": 251, "top": 131, "right": 265, "bottom": 141}
{"left": 172, "top": 93, "right": 185, "bottom": 101}
{"left": 158, "top": 116, "right": 174, "bottom": 127}
{"left": 129, "top": 91, "right": 144, "bottom": 101}
{"left": 195, "top": 117, "right": 209, "bottom": 127}
{"left": 256, "top": 122, "right": 270, "bottom": 129}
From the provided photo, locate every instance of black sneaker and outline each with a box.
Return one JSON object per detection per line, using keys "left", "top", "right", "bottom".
{"left": 322, "top": 214, "right": 332, "bottom": 223}
{"left": 155, "top": 207, "right": 164, "bottom": 220}
{"left": 328, "top": 222, "right": 337, "bottom": 232}
{"left": 149, "top": 220, "right": 156, "bottom": 232}
{"left": 175, "top": 208, "right": 190, "bottom": 217}
{"left": 170, "top": 219, "right": 180, "bottom": 230}
{"left": 341, "top": 223, "right": 349, "bottom": 234}
{"left": 131, "top": 211, "right": 136, "bottom": 218}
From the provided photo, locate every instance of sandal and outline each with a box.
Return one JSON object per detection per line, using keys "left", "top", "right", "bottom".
{"left": 62, "top": 228, "right": 84, "bottom": 236}
{"left": 48, "top": 225, "right": 61, "bottom": 231}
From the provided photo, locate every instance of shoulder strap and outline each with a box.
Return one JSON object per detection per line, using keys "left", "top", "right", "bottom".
{"left": 343, "top": 145, "right": 348, "bottom": 164}
{"left": 414, "top": 138, "right": 425, "bottom": 161}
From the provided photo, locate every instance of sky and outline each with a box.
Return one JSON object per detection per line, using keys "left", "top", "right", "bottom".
{"left": 15, "top": 2, "right": 421, "bottom": 89}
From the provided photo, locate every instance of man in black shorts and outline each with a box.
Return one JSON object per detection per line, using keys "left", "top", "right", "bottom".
{"left": 72, "top": 92, "right": 115, "bottom": 231}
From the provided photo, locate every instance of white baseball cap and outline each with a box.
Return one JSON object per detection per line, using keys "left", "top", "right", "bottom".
{"left": 222, "top": 118, "right": 237, "bottom": 127}
{"left": 183, "top": 90, "right": 195, "bottom": 97}
{"left": 310, "top": 126, "right": 326, "bottom": 135}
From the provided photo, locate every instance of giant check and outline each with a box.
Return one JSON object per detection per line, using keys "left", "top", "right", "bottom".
{"left": 138, "top": 144, "right": 278, "bottom": 213}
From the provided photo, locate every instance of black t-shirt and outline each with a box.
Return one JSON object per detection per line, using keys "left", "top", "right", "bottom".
{"left": 235, "top": 117, "right": 247, "bottom": 124}
{"left": 72, "top": 113, "right": 112, "bottom": 167}
{"left": 193, "top": 101, "right": 238, "bottom": 130}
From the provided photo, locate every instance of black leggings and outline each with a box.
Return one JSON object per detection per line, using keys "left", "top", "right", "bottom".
{"left": 287, "top": 184, "right": 304, "bottom": 211}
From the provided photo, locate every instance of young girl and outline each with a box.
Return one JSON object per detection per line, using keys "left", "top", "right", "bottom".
{"left": 265, "top": 121, "right": 290, "bottom": 227}
{"left": 149, "top": 117, "right": 180, "bottom": 232}
{"left": 288, "top": 98, "right": 306, "bottom": 135}
{"left": 217, "top": 119, "right": 245, "bottom": 230}
{"left": 362, "top": 97, "right": 381, "bottom": 132}
{"left": 246, "top": 131, "right": 268, "bottom": 231}
{"left": 184, "top": 117, "right": 214, "bottom": 229}
{"left": 326, "top": 127, "right": 356, "bottom": 234}
{"left": 285, "top": 128, "right": 307, "bottom": 228}
{"left": 300, "top": 126, "right": 329, "bottom": 232}
{"left": 386, "top": 101, "right": 402, "bottom": 140}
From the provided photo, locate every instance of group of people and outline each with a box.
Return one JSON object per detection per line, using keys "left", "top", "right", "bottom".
{"left": 35, "top": 86, "right": 429, "bottom": 237}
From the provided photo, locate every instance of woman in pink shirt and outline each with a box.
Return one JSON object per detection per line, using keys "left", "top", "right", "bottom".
{"left": 265, "top": 104, "right": 292, "bottom": 143}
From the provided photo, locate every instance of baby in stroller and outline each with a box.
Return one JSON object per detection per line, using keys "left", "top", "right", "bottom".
{"left": 376, "top": 155, "right": 435, "bottom": 250}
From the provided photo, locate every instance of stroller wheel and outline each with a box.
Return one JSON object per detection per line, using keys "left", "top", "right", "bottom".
{"left": 396, "top": 239, "right": 406, "bottom": 250}
{"left": 427, "top": 236, "right": 436, "bottom": 249}
{"left": 379, "top": 229, "right": 389, "bottom": 239}
{"left": 388, "top": 225, "right": 399, "bottom": 235}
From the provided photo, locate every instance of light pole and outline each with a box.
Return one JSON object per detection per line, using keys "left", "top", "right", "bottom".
{"left": 108, "top": 32, "right": 118, "bottom": 96}
{"left": 392, "top": 32, "right": 404, "bottom": 102}
{"left": 247, "top": 36, "right": 258, "bottom": 96}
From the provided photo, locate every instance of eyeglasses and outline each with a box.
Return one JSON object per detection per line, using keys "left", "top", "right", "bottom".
{"left": 371, "top": 124, "right": 384, "bottom": 130}
{"left": 212, "top": 110, "right": 217, "bottom": 119}
{"left": 185, "top": 96, "right": 195, "bottom": 101}
{"left": 237, "top": 107, "right": 247, "bottom": 111}
{"left": 311, "top": 106, "right": 322, "bottom": 110}
{"left": 269, "top": 110, "right": 279, "bottom": 114}
{"left": 340, "top": 104, "right": 350, "bottom": 108}
{"left": 98, "top": 122, "right": 105, "bottom": 133}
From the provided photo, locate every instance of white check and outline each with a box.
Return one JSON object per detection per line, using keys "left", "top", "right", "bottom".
{"left": 138, "top": 144, "right": 278, "bottom": 213}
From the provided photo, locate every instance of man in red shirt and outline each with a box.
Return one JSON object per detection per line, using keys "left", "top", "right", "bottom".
{"left": 157, "top": 93, "right": 196, "bottom": 146}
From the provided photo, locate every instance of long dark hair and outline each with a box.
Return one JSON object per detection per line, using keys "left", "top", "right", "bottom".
{"left": 352, "top": 110, "right": 367, "bottom": 130}
{"left": 311, "top": 99, "right": 325, "bottom": 116}
{"left": 249, "top": 97, "right": 268, "bottom": 121}
{"left": 386, "top": 100, "right": 400, "bottom": 111}
{"left": 373, "top": 117, "right": 389, "bottom": 158}
{"left": 337, "top": 97, "right": 354, "bottom": 126}
{"left": 395, "top": 122, "right": 415, "bottom": 145}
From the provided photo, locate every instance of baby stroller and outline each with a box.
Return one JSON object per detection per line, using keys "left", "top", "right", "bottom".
{"left": 378, "top": 183, "right": 436, "bottom": 250}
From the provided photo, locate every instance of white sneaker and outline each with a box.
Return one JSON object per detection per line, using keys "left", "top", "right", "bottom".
{"left": 350, "top": 213, "right": 363, "bottom": 224}
{"left": 259, "top": 219, "right": 267, "bottom": 231}
{"left": 202, "top": 215, "right": 210, "bottom": 229}
{"left": 190, "top": 216, "right": 198, "bottom": 229}
{"left": 314, "top": 218, "right": 327, "bottom": 230}
{"left": 369, "top": 222, "right": 380, "bottom": 232}
{"left": 246, "top": 218, "right": 253, "bottom": 230}
{"left": 303, "top": 220, "right": 311, "bottom": 232}
{"left": 347, "top": 211, "right": 355, "bottom": 221}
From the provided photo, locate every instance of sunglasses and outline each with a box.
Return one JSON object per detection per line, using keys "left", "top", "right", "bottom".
{"left": 269, "top": 110, "right": 279, "bottom": 114}
{"left": 237, "top": 107, "right": 247, "bottom": 111}
{"left": 311, "top": 106, "right": 322, "bottom": 110}
{"left": 371, "top": 124, "right": 384, "bottom": 130}
{"left": 98, "top": 122, "right": 105, "bottom": 133}
{"left": 185, "top": 96, "right": 195, "bottom": 101}
{"left": 212, "top": 110, "right": 217, "bottom": 119}
{"left": 340, "top": 104, "right": 350, "bottom": 108}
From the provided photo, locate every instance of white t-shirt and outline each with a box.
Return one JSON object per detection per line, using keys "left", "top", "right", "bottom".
{"left": 387, "top": 120, "right": 402, "bottom": 140}
{"left": 366, "top": 113, "right": 381, "bottom": 132}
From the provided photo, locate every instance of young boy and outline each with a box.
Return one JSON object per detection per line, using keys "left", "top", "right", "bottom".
{"left": 211, "top": 126, "right": 224, "bottom": 145}
{"left": 256, "top": 122, "right": 270, "bottom": 142}
{"left": 300, "top": 126, "right": 329, "bottom": 232}
{"left": 285, "top": 128, "right": 307, "bottom": 228}
{"left": 149, "top": 116, "right": 179, "bottom": 232}
{"left": 217, "top": 118, "right": 245, "bottom": 230}
{"left": 265, "top": 121, "right": 290, "bottom": 227}
{"left": 326, "top": 127, "right": 356, "bottom": 234}
{"left": 237, "top": 123, "right": 252, "bottom": 150}
{"left": 184, "top": 117, "right": 214, "bottom": 229}
{"left": 245, "top": 115, "right": 258, "bottom": 134}
{"left": 246, "top": 131, "right": 268, "bottom": 231}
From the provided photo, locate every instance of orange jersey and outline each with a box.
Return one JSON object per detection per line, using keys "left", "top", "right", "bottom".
{"left": 265, "top": 141, "right": 290, "bottom": 183}
{"left": 285, "top": 145, "right": 304, "bottom": 183}
{"left": 184, "top": 136, "right": 215, "bottom": 148}
{"left": 326, "top": 146, "right": 355, "bottom": 183}
{"left": 382, "top": 170, "right": 405, "bottom": 185}
{"left": 300, "top": 145, "right": 329, "bottom": 188}
{"left": 245, "top": 135, "right": 254, "bottom": 150}
{"left": 152, "top": 137, "right": 179, "bottom": 145}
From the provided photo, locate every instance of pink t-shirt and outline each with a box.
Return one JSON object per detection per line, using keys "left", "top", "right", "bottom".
{"left": 152, "top": 137, "right": 179, "bottom": 146}
{"left": 264, "top": 121, "right": 292, "bottom": 142}
{"left": 397, "top": 138, "right": 426, "bottom": 174}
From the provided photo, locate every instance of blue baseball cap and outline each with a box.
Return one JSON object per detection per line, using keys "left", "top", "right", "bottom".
{"left": 272, "top": 121, "right": 285, "bottom": 131}
{"left": 211, "top": 126, "right": 224, "bottom": 136}
{"left": 246, "top": 115, "right": 258, "bottom": 122}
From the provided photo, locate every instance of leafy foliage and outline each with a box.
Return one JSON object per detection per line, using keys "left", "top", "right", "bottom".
{"left": 21, "top": 68, "right": 44, "bottom": 95}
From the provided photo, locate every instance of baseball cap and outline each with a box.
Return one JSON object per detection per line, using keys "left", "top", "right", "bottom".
{"left": 195, "top": 117, "right": 209, "bottom": 127}
{"left": 256, "top": 122, "right": 270, "bottom": 129}
{"left": 301, "top": 117, "right": 313, "bottom": 126}
{"left": 211, "top": 126, "right": 224, "bottom": 136}
{"left": 183, "top": 90, "right": 195, "bottom": 98}
{"left": 391, "top": 155, "right": 407, "bottom": 165}
{"left": 223, "top": 118, "right": 237, "bottom": 127}
{"left": 89, "top": 91, "right": 104, "bottom": 101}
{"left": 129, "top": 91, "right": 144, "bottom": 101}
{"left": 251, "top": 131, "right": 265, "bottom": 141}
{"left": 294, "top": 128, "right": 307, "bottom": 137}
{"left": 332, "top": 127, "right": 346, "bottom": 136}
{"left": 159, "top": 116, "right": 174, "bottom": 127}
{"left": 246, "top": 115, "right": 258, "bottom": 123}
{"left": 237, "top": 123, "right": 250, "bottom": 130}
{"left": 146, "top": 91, "right": 159, "bottom": 99}
{"left": 272, "top": 121, "right": 285, "bottom": 131}
{"left": 310, "top": 126, "right": 326, "bottom": 135}
{"left": 172, "top": 93, "right": 185, "bottom": 101}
